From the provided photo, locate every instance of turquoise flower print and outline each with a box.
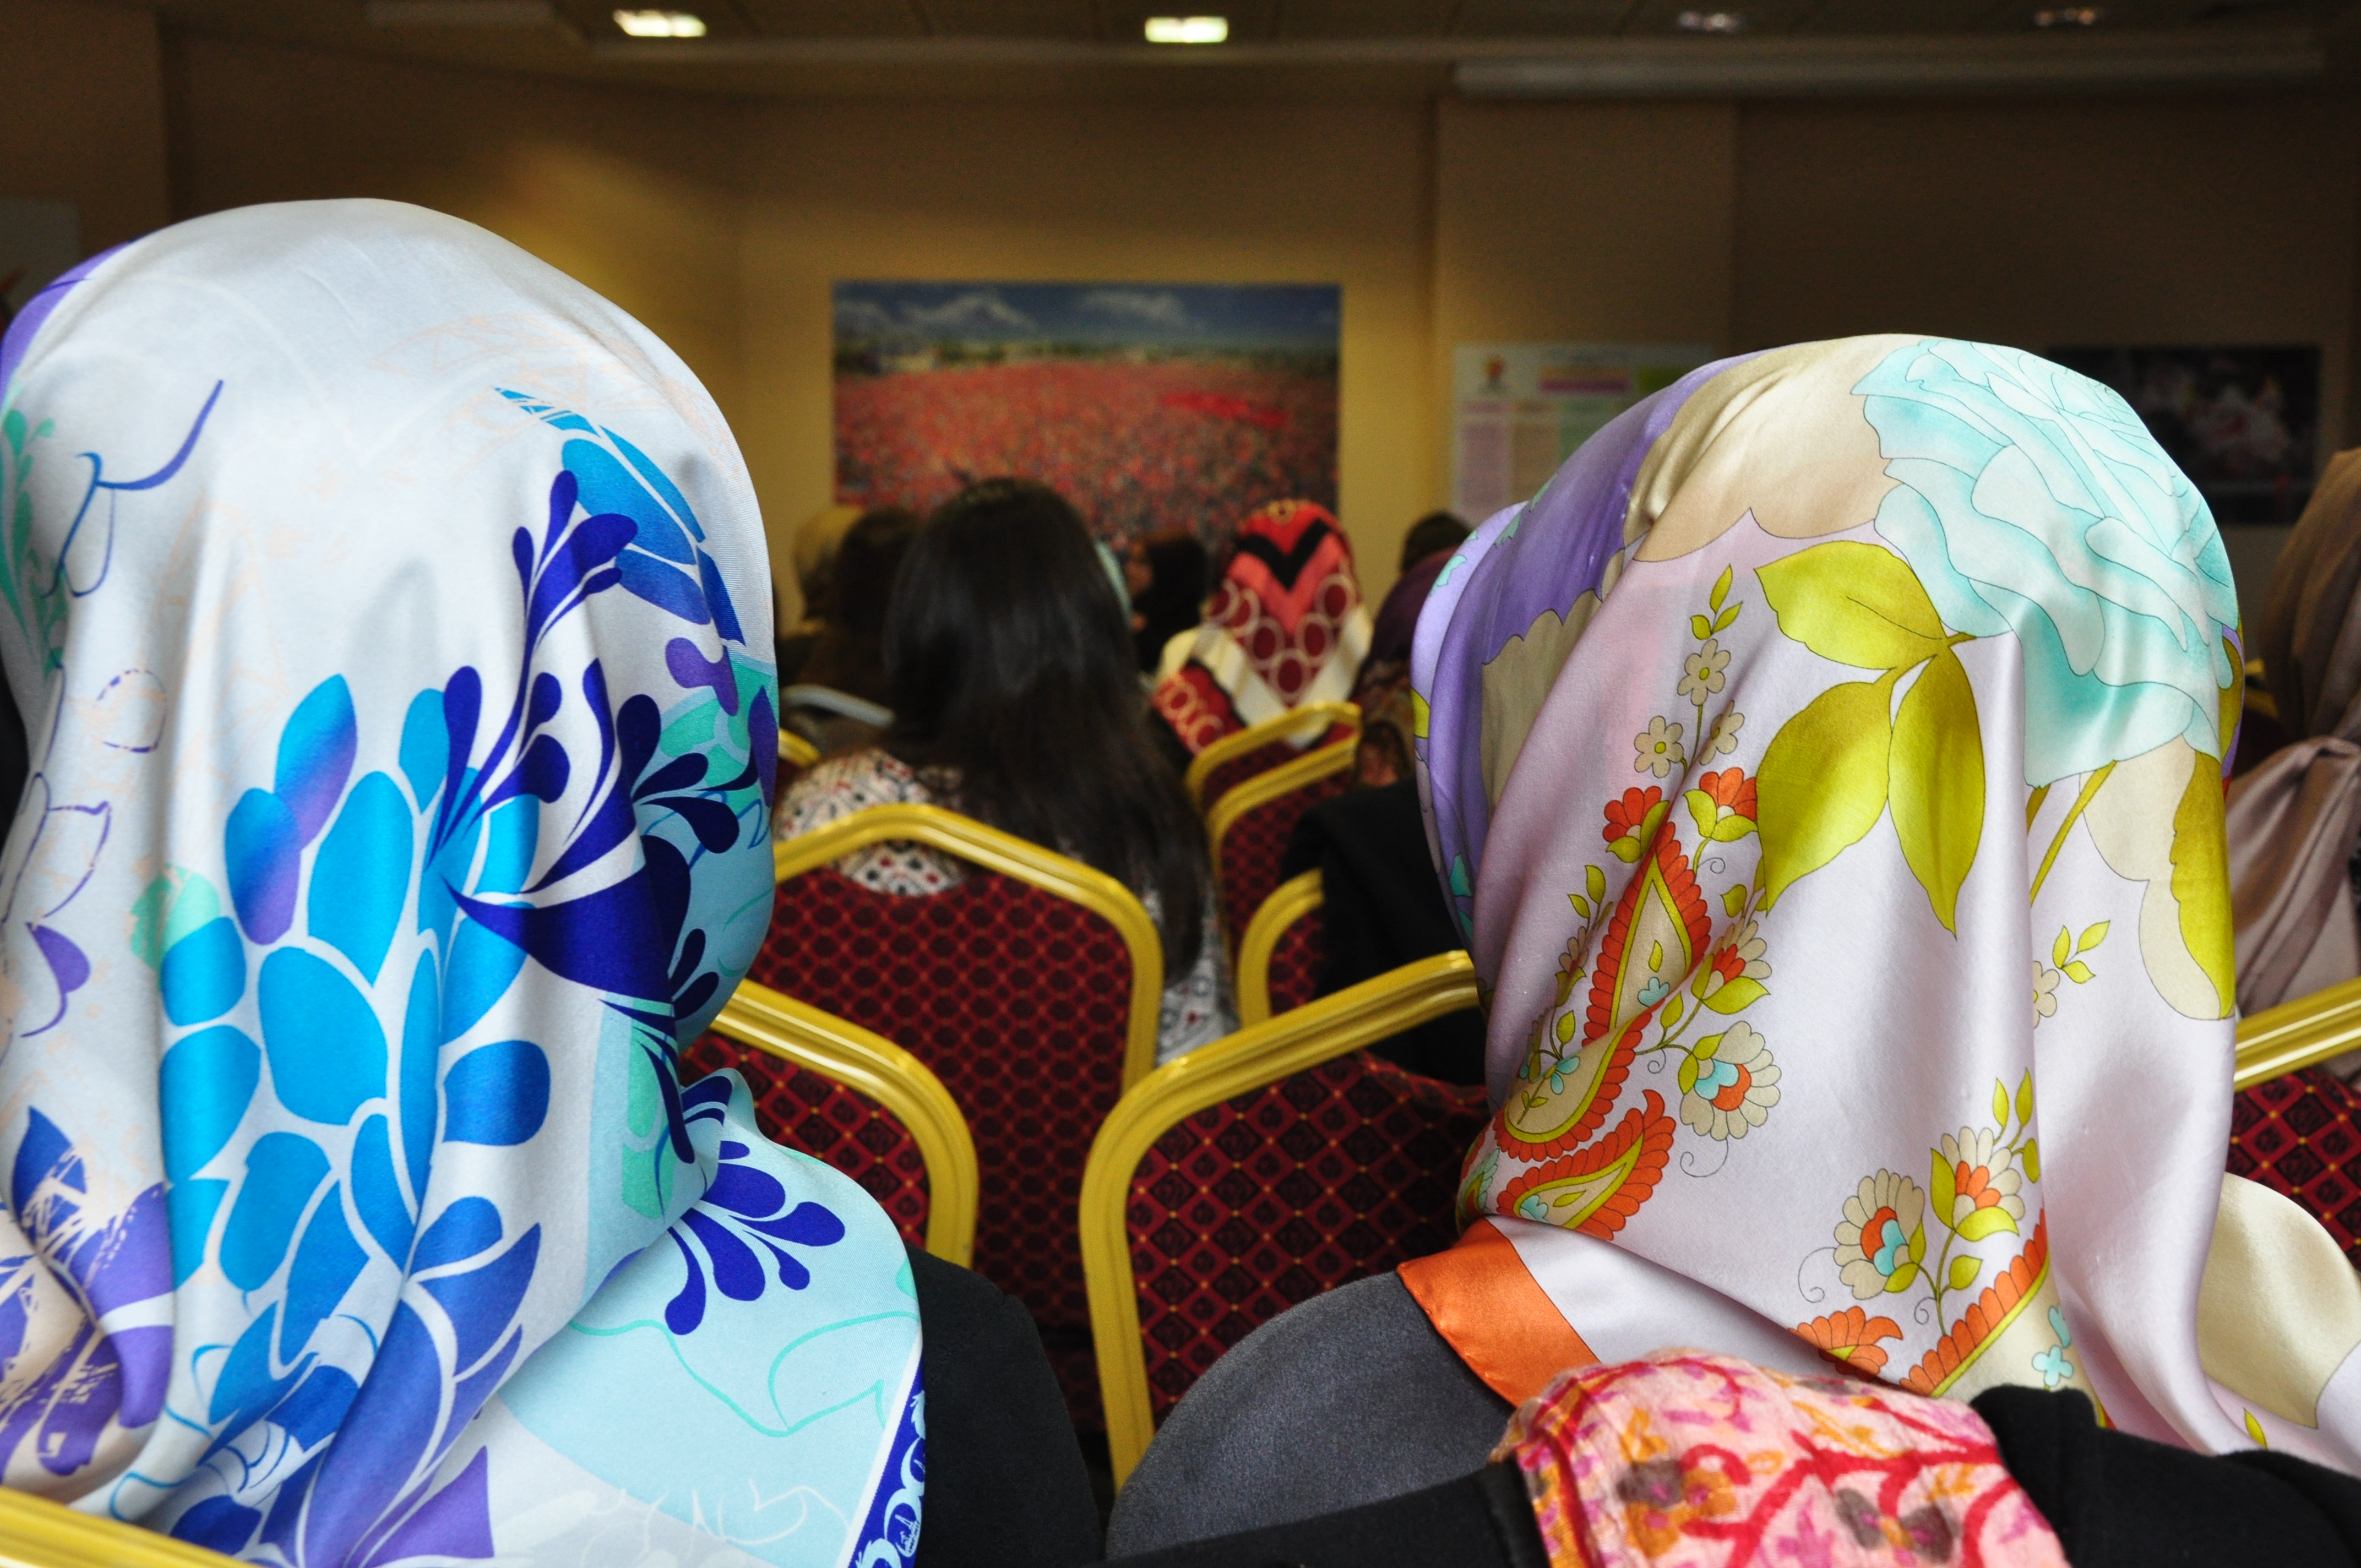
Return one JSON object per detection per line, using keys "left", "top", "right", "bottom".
{"left": 1855, "top": 340, "right": 2240, "bottom": 786}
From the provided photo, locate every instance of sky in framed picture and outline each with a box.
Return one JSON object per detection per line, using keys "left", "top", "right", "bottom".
{"left": 832, "top": 281, "right": 1340, "bottom": 545}
{"left": 2049, "top": 345, "right": 2320, "bottom": 526}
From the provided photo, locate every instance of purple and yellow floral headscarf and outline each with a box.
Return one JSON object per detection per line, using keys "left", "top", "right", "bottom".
{"left": 1412, "top": 337, "right": 2361, "bottom": 1473}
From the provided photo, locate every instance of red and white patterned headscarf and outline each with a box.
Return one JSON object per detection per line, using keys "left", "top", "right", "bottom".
{"left": 1151, "top": 499, "right": 1373, "bottom": 754}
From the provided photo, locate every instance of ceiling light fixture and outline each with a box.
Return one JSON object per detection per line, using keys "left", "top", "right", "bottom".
{"left": 613, "top": 9, "right": 705, "bottom": 36}
{"left": 1676, "top": 9, "right": 1747, "bottom": 31}
{"left": 2032, "top": 6, "right": 2103, "bottom": 23}
{"left": 1144, "top": 16, "right": 1230, "bottom": 43}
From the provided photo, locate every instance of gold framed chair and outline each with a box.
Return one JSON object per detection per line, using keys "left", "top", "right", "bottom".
{"left": 763, "top": 802, "right": 1165, "bottom": 1427}
{"left": 1234, "top": 868, "right": 1325, "bottom": 1026}
{"left": 0, "top": 1490, "right": 241, "bottom": 1567}
{"left": 1080, "top": 951, "right": 1484, "bottom": 1481}
{"left": 777, "top": 728, "right": 821, "bottom": 772}
{"left": 768, "top": 804, "right": 1163, "bottom": 1087}
{"left": 700, "top": 978, "right": 980, "bottom": 1266}
{"left": 2233, "top": 976, "right": 2361, "bottom": 1090}
{"left": 1182, "top": 701, "right": 1359, "bottom": 816}
{"left": 1205, "top": 737, "right": 1356, "bottom": 951}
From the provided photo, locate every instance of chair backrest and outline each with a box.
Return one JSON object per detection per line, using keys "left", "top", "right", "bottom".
{"left": 1236, "top": 868, "right": 1327, "bottom": 1026}
{"left": 1183, "top": 701, "right": 1359, "bottom": 816}
{"left": 2227, "top": 976, "right": 2361, "bottom": 1265}
{"left": 778, "top": 728, "right": 820, "bottom": 775}
{"left": 1081, "top": 951, "right": 1484, "bottom": 1480}
{"left": 760, "top": 805, "right": 1162, "bottom": 1408}
{"left": 0, "top": 1487, "right": 238, "bottom": 1567}
{"left": 686, "top": 978, "right": 978, "bottom": 1265}
{"left": 1207, "top": 738, "right": 1354, "bottom": 951}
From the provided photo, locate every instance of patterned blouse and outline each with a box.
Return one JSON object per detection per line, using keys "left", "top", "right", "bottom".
{"left": 776, "top": 748, "right": 1236, "bottom": 1064}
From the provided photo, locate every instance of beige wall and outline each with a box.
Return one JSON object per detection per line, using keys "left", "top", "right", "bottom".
{"left": 0, "top": 0, "right": 169, "bottom": 255}
{"left": 21, "top": 22, "right": 2358, "bottom": 623}
{"left": 737, "top": 97, "right": 1435, "bottom": 609}
{"left": 1433, "top": 99, "right": 1738, "bottom": 453}
{"left": 168, "top": 34, "right": 746, "bottom": 422}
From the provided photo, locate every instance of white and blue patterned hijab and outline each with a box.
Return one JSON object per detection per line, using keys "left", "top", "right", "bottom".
{"left": 0, "top": 200, "right": 923, "bottom": 1566}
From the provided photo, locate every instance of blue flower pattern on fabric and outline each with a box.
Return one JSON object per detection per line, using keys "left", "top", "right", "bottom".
{"left": 1857, "top": 339, "right": 2241, "bottom": 786}
{"left": 0, "top": 391, "right": 870, "bottom": 1564}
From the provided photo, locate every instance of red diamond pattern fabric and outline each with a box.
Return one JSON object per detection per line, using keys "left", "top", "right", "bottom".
{"left": 1123, "top": 1049, "right": 1487, "bottom": 1420}
{"left": 2229, "top": 1068, "right": 2361, "bottom": 1261}
{"left": 681, "top": 1030, "right": 931, "bottom": 1247}
{"left": 749, "top": 861, "right": 1136, "bottom": 1427}
{"left": 1265, "top": 903, "right": 1326, "bottom": 1016}
{"left": 1217, "top": 767, "right": 1352, "bottom": 945}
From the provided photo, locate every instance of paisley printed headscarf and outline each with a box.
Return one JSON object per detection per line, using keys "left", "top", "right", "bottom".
{"left": 0, "top": 200, "right": 923, "bottom": 1565}
{"left": 1151, "top": 499, "right": 1372, "bottom": 753}
{"left": 1405, "top": 337, "right": 2361, "bottom": 1472}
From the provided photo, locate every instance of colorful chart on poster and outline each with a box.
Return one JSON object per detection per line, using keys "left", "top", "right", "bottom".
{"left": 834, "top": 280, "right": 1340, "bottom": 543}
{"left": 1451, "top": 342, "right": 1714, "bottom": 522}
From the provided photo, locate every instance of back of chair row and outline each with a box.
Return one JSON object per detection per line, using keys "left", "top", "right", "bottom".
{"left": 1183, "top": 702, "right": 1359, "bottom": 818}
{"left": 749, "top": 804, "right": 1163, "bottom": 1427}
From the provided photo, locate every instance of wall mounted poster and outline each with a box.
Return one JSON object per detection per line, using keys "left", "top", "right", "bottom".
{"left": 833, "top": 281, "right": 1340, "bottom": 543}
{"left": 1451, "top": 342, "right": 1714, "bottom": 522}
{"left": 2048, "top": 345, "right": 2320, "bottom": 525}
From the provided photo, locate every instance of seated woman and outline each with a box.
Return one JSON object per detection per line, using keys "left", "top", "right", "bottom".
{"left": 1150, "top": 498, "right": 1373, "bottom": 757}
{"left": 0, "top": 200, "right": 1095, "bottom": 1568}
{"left": 1130, "top": 526, "right": 1211, "bottom": 674}
{"left": 1109, "top": 339, "right": 2361, "bottom": 1562}
{"left": 787, "top": 503, "right": 920, "bottom": 756}
{"left": 779, "top": 478, "right": 1232, "bottom": 1064}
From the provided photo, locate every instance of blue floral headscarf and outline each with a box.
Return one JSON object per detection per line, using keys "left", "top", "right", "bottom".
{"left": 0, "top": 200, "right": 922, "bottom": 1566}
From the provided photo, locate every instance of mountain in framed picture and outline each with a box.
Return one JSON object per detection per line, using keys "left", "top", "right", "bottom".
{"left": 832, "top": 280, "right": 1339, "bottom": 546}
{"left": 2049, "top": 345, "right": 2319, "bottom": 525}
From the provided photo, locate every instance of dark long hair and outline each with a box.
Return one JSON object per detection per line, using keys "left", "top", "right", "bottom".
{"left": 799, "top": 506, "right": 920, "bottom": 704}
{"left": 1132, "top": 528, "right": 1210, "bottom": 672}
{"left": 884, "top": 480, "right": 1207, "bottom": 973}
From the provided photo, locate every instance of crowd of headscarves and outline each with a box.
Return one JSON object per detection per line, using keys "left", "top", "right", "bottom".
{"left": 1395, "top": 336, "right": 2361, "bottom": 1559}
{"left": 0, "top": 202, "right": 925, "bottom": 1566}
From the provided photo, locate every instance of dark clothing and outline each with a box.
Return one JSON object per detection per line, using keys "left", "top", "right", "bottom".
{"left": 1974, "top": 1385, "right": 2361, "bottom": 1567}
{"left": 1105, "top": 1466, "right": 1546, "bottom": 1568}
{"left": 1107, "top": 1273, "right": 1511, "bottom": 1554}
{"left": 1279, "top": 781, "right": 1484, "bottom": 1085}
{"left": 906, "top": 1245, "right": 1101, "bottom": 1568}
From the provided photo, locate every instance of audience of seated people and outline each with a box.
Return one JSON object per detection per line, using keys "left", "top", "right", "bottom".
{"left": 775, "top": 478, "right": 1235, "bottom": 1066}
{"left": 16, "top": 205, "right": 2361, "bottom": 1568}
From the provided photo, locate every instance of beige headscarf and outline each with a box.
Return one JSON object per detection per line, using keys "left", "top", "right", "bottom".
{"left": 2229, "top": 450, "right": 2361, "bottom": 1021}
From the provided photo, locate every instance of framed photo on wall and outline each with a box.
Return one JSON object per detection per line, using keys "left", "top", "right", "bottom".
{"left": 2048, "top": 345, "right": 2320, "bottom": 525}
{"left": 832, "top": 280, "right": 1340, "bottom": 547}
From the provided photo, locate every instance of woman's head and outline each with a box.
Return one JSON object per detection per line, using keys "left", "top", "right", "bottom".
{"left": 1131, "top": 528, "right": 1211, "bottom": 671}
{"left": 885, "top": 478, "right": 1205, "bottom": 969}
{"left": 796, "top": 505, "right": 918, "bottom": 704}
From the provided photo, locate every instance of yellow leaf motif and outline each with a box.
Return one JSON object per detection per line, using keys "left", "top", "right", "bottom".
{"left": 1756, "top": 541, "right": 1949, "bottom": 672}
{"left": 2062, "top": 960, "right": 2094, "bottom": 984}
{"left": 2170, "top": 752, "right": 2237, "bottom": 1019}
{"left": 1756, "top": 673, "right": 1897, "bottom": 907}
{"left": 2015, "top": 1071, "right": 2034, "bottom": 1129}
{"left": 2052, "top": 927, "right": 2071, "bottom": 968}
{"left": 1711, "top": 564, "right": 1733, "bottom": 612}
{"left": 1690, "top": 613, "right": 1713, "bottom": 640}
{"left": 1947, "top": 1255, "right": 1983, "bottom": 1292}
{"left": 1722, "top": 884, "right": 1747, "bottom": 917}
{"left": 1993, "top": 1080, "right": 2010, "bottom": 1130}
{"left": 2245, "top": 1409, "right": 2269, "bottom": 1447}
{"left": 2022, "top": 1139, "right": 2041, "bottom": 1182}
{"left": 1890, "top": 647, "right": 1984, "bottom": 933}
{"left": 1587, "top": 864, "right": 1606, "bottom": 903}
{"left": 2076, "top": 922, "right": 2109, "bottom": 954}
{"left": 1568, "top": 892, "right": 1591, "bottom": 918}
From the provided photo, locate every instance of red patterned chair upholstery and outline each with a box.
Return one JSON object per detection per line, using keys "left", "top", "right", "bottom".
{"left": 1236, "top": 869, "right": 1328, "bottom": 1025}
{"left": 760, "top": 804, "right": 1163, "bottom": 1427}
{"left": 1208, "top": 739, "right": 1354, "bottom": 952}
{"left": 1082, "top": 951, "right": 1483, "bottom": 1479}
{"left": 2226, "top": 976, "right": 2361, "bottom": 1265}
{"left": 1183, "top": 702, "right": 1359, "bottom": 816}
{"left": 685, "top": 978, "right": 978, "bottom": 1262}
{"left": 2231, "top": 1069, "right": 2361, "bottom": 1261}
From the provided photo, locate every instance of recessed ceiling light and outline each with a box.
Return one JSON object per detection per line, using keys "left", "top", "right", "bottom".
{"left": 1145, "top": 15, "right": 1230, "bottom": 43}
{"left": 2032, "top": 6, "right": 2103, "bottom": 23}
{"left": 1676, "top": 9, "right": 1747, "bottom": 31}
{"left": 613, "top": 9, "right": 705, "bottom": 36}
